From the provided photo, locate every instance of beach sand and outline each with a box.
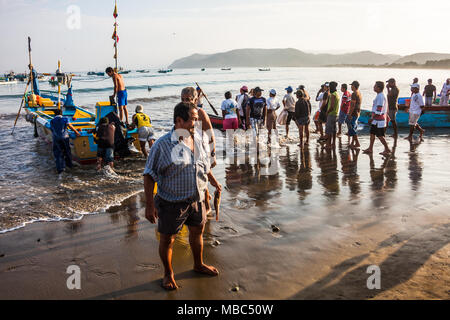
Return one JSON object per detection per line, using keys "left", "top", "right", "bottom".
{"left": 0, "top": 132, "right": 449, "bottom": 300}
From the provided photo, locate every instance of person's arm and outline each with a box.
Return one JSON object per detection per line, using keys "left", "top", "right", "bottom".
{"left": 113, "top": 75, "right": 118, "bottom": 96}
{"left": 144, "top": 174, "right": 158, "bottom": 224}
{"left": 433, "top": 88, "right": 437, "bottom": 102}
{"left": 263, "top": 105, "right": 267, "bottom": 126}
{"left": 68, "top": 123, "right": 81, "bottom": 136}
{"left": 327, "top": 95, "right": 336, "bottom": 116}
{"left": 198, "top": 108, "right": 216, "bottom": 158}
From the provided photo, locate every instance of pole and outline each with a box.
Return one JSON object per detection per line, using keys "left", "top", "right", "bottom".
{"left": 57, "top": 60, "right": 61, "bottom": 109}
{"left": 28, "top": 36, "right": 34, "bottom": 94}
{"left": 114, "top": 0, "right": 118, "bottom": 72}
{"left": 195, "top": 82, "right": 219, "bottom": 116}
{"left": 11, "top": 78, "right": 31, "bottom": 135}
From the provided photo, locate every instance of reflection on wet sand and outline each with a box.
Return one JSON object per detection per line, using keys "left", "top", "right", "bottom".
{"left": 408, "top": 139, "right": 423, "bottom": 191}
{"left": 315, "top": 146, "right": 340, "bottom": 199}
{"left": 297, "top": 147, "right": 312, "bottom": 200}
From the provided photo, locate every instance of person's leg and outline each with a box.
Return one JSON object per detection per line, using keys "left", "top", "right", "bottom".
{"left": 188, "top": 224, "right": 219, "bottom": 276}
{"left": 96, "top": 157, "right": 103, "bottom": 171}
{"left": 63, "top": 138, "right": 73, "bottom": 169}
{"left": 123, "top": 105, "right": 129, "bottom": 125}
{"left": 406, "top": 125, "right": 414, "bottom": 140}
{"left": 363, "top": 133, "right": 375, "bottom": 153}
{"left": 391, "top": 120, "right": 398, "bottom": 137}
{"left": 159, "top": 233, "right": 178, "bottom": 290}
{"left": 204, "top": 189, "right": 211, "bottom": 215}
{"left": 139, "top": 141, "right": 148, "bottom": 158}
{"left": 118, "top": 106, "right": 124, "bottom": 122}
{"left": 305, "top": 122, "right": 310, "bottom": 144}
{"left": 53, "top": 140, "right": 64, "bottom": 173}
{"left": 378, "top": 136, "right": 391, "bottom": 155}
{"left": 298, "top": 124, "right": 303, "bottom": 146}
{"left": 417, "top": 123, "right": 425, "bottom": 139}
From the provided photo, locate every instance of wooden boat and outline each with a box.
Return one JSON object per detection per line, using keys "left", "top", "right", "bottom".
{"left": 221, "top": 68, "right": 231, "bottom": 71}
{"left": 87, "top": 71, "right": 105, "bottom": 76}
{"left": 0, "top": 79, "right": 17, "bottom": 85}
{"left": 208, "top": 113, "right": 224, "bottom": 131}
{"left": 358, "top": 97, "right": 450, "bottom": 128}
{"left": 158, "top": 69, "right": 173, "bottom": 74}
{"left": 137, "top": 69, "right": 149, "bottom": 73}
{"left": 258, "top": 68, "right": 270, "bottom": 71}
{"left": 201, "top": 68, "right": 205, "bottom": 71}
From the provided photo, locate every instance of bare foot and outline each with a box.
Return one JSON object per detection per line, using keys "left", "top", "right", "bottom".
{"left": 161, "top": 274, "right": 178, "bottom": 291}
{"left": 363, "top": 148, "right": 373, "bottom": 154}
{"left": 194, "top": 264, "right": 219, "bottom": 276}
{"left": 380, "top": 150, "right": 391, "bottom": 156}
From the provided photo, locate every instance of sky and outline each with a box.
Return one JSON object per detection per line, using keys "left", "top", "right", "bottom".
{"left": 0, "top": 0, "right": 449, "bottom": 73}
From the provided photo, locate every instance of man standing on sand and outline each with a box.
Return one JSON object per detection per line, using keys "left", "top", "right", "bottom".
{"left": 337, "top": 83, "right": 351, "bottom": 136}
{"left": 406, "top": 83, "right": 425, "bottom": 140}
{"left": 439, "top": 78, "right": 450, "bottom": 106}
{"left": 363, "top": 81, "right": 391, "bottom": 156}
{"left": 282, "top": 86, "right": 296, "bottom": 139}
{"left": 294, "top": 89, "right": 311, "bottom": 147}
{"left": 423, "top": 79, "right": 436, "bottom": 107}
{"left": 348, "top": 81, "right": 362, "bottom": 149}
{"left": 236, "top": 85, "right": 250, "bottom": 130}
{"left": 386, "top": 78, "right": 400, "bottom": 137}
{"left": 144, "top": 102, "right": 222, "bottom": 290}
{"left": 324, "top": 81, "right": 340, "bottom": 149}
{"left": 318, "top": 83, "right": 330, "bottom": 141}
{"left": 266, "top": 89, "right": 281, "bottom": 139}
{"left": 106, "top": 67, "right": 128, "bottom": 124}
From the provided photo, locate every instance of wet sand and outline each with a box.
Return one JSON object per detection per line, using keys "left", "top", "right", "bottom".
{"left": 0, "top": 130, "right": 449, "bottom": 300}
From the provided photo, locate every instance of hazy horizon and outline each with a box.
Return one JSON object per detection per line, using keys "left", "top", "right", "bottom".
{"left": 1, "top": 0, "right": 449, "bottom": 73}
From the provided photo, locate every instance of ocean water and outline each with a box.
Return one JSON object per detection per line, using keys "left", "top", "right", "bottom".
{"left": 0, "top": 67, "right": 449, "bottom": 233}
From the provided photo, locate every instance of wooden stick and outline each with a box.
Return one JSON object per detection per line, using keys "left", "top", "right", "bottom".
{"left": 195, "top": 82, "right": 219, "bottom": 116}
{"left": 11, "top": 79, "right": 31, "bottom": 135}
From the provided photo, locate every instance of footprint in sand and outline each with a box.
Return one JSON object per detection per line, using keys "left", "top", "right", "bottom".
{"left": 135, "top": 263, "right": 160, "bottom": 272}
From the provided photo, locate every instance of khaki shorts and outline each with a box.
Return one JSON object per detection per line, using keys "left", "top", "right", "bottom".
{"left": 409, "top": 113, "right": 421, "bottom": 126}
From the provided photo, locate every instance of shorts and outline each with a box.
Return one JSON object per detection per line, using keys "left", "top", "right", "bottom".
{"left": 295, "top": 116, "right": 310, "bottom": 126}
{"left": 347, "top": 115, "right": 359, "bottom": 136}
{"left": 338, "top": 110, "right": 348, "bottom": 125}
{"left": 117, "top": 90, "right": 128, "bottom": 106}
{"left": 266, "top": 111, "right": 277, "bottom": 130}
{"left": 313, "top": 110, "right": 320, "bottom": 122}
{"left": 223, "top": 117, "right": 239, "bottom": 130}
{"left": 370, "top": 124, "right": 385, "bottom": 137}
{"left": 388, "top": 108, "right": 397, "bottom": 122}
{"left": 409, "top": 113, "right": 421, "bottom": 126}
{"left": 318, "top": 110, "right": 327, "bottom": 123}
{"left": 425, "top": 96, "right": 433, "bottom": 106}
{"left": 138, "top": 126, "right": 155, "bottom": 142}
{"left": 154, "top": 195, "right": 206, "bottom": 235}
{"left": 97, "top": 147, "right": 114, "bottom": 164}
{"left": 325, "top": 115, "right": 337, "bottom": 134}
{"left": 286, "top": 111, "right": 296, "bottom": 125}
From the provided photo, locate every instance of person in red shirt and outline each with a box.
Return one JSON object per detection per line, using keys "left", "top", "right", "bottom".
{"left": 337, "top": 83, "right": 351, "bottom": 137}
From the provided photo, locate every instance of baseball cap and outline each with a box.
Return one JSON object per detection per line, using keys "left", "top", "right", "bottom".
{"left": 386, "top": 78, "right": 395, "bottom": 83}
{"left": 241, "top": 85, "right": 248, "bottom": 92}
{"left": 410, "top": 83, "right": 420, "bottom": 89}
{"left": 254, "top": 86, "right": 264, "bottom": 92}
{"left": 285, "top": 86, "right": 293, "bottom": 92}
{"left": 324, "top": 82, "right": 330, "bottom": 87}
{"left": 269, "top": 89, "right": 276, "bottom": 95}
{"left": 297, "top": 85, "right": 305, "bottom": 90}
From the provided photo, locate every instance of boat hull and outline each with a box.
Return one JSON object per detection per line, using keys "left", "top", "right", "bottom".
{"left": 358, "top": 107, "right": 450, "bottom": 128}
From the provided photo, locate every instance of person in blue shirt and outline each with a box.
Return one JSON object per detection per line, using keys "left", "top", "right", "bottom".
{"left": 49, "top": 109, "right": 81, "bottom": 173}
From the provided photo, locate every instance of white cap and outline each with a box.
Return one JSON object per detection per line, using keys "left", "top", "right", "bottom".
{"left": 135, "top": 104, "right": 144, "bottom": 113}
{"left": 410, "top": 83, "right": 420, "bottom": 89}
{"left": 269, "top": 89, "right": 276, "bottom": 95}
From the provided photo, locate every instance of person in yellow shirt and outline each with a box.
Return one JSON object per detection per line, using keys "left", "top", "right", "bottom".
{"left": 130, "top": 105, "right": 155, "bottom": 158}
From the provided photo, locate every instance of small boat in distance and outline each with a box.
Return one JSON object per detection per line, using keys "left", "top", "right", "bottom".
{"left": 158, "top": 69, "right": 173, "bottom": 74}
{"left": 201, "top": 68, "right": 205, "bottom": 71}
{"left": 87, "top": 71, "right": 105, "bottom": 76}
{"left": 137, "top": 69, "right": 149, "bottom": 73}
{"left": 221, "top": 67, "right": 231, "bottom": 71}
{"left": 259, "top": 67, "right": 270, "bottom": 71}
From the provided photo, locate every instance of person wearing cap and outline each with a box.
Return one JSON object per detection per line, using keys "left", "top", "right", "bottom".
{"left": 236, "top": 85, "right": 250, "bottom": 130}
{"left": 129, "top": 105, "right": 155, "bottom": 158}
{"left": 266, "top": 89, "right": 281, "bottom": 139}
{"left": 282, "top": 86, "right": 296, "bottom": 139}
{"left": 406, "top": 83, "right": 425, "bottom": 140}
{"left": 221, "top": 91, "right": 240, "bottom": 130}
{"left": 423, "top": 79, "right": 436, "bottom": 107}
{"left": 337, "top": 83, "right": 351, "bottom": 136}
{"left": 439, "top": 78, "right": 450, "bottom": 106}
{"left": 324, "top": 81, "right": 340, "bottom": 149}
{"left": 363, "top": 81, "right": 391, "bottom": 156}
{"left": 294, "top": 89, "right": 311, "bottom": 147}
{"left": 246, "top": 86, "right": 267, "bottom": 137}
{"left": 318, "top": 83, "right": 330, "bottom": 140}
{"left": 297, "top": 85, "right": 310, "bottom": 101}
{"left": 348, "top": 81, "right": 362, "bottom": 149}
{"left": 386, "top": 78, "right": 400, "bottom": 137}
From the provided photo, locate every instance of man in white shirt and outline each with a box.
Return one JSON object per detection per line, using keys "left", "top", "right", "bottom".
{"left": 406, "top": 83, "right": 425, "bottom": 140}
{"left": 363, "top": 81, "right": 391, "bottom": 156}
{"left": 282, "top": 86, "right": 296, "bottom": 139}
{"left": 439, "top": 78, "right": 450, "bottom": 106}
{"left": 266, "top": 89, "right": 281, "bottom": 139}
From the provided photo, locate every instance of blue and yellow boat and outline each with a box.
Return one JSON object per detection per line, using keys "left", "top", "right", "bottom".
{"left": 23, "top": 64, "right": 141, "bottom": 165}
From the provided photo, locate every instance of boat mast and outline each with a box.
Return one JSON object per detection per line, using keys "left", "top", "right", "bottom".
{"left": 57, "top": 60, "right": 61, "bottom": 109}
{"left": 113, "top": 0, "right": 118, "bottom": 72}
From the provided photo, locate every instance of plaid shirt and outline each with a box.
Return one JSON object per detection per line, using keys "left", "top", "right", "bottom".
{"left": 144, "top": 127, "right": 211, "bottom": 202}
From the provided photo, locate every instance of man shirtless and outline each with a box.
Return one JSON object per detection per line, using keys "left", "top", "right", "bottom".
{"left": 106, "top": 67, "right": 129, "bottom": 124}
{"left": 181, "top": 87, "right": 217, "bottom": 214}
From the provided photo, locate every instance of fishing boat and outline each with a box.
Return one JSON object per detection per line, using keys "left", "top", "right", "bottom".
{"left": 87, "top": 71, "right": 105, "bottom": 76}
{"left": 158, "top": 68, "right": 173, "bottom": 74}
{"left": 137, "top": 69, "right": 149, "bottom": 73}
{"left": 208, "top": 113, "right": 224, "bottom": 131}
{"left": 0, "top": 78, "right": 17, "bottom": 85}
{"left": 201, "top": 68, "right": 205, "bottom": 71}
{"left": 221, "top": 68, "right": 231, "bottom": 71}
{"left": 358, "top": 97, "right": 450, "bottom": 128}
{"left": 258, "top": 67, "right": 270, "bottom": 71}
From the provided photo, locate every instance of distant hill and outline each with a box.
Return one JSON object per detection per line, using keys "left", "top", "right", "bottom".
{"left": 168, "top": 48, "right": 402, "bottom": 68}
{"left": 393, "top": 53, "right": 450, "bottom": 65}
